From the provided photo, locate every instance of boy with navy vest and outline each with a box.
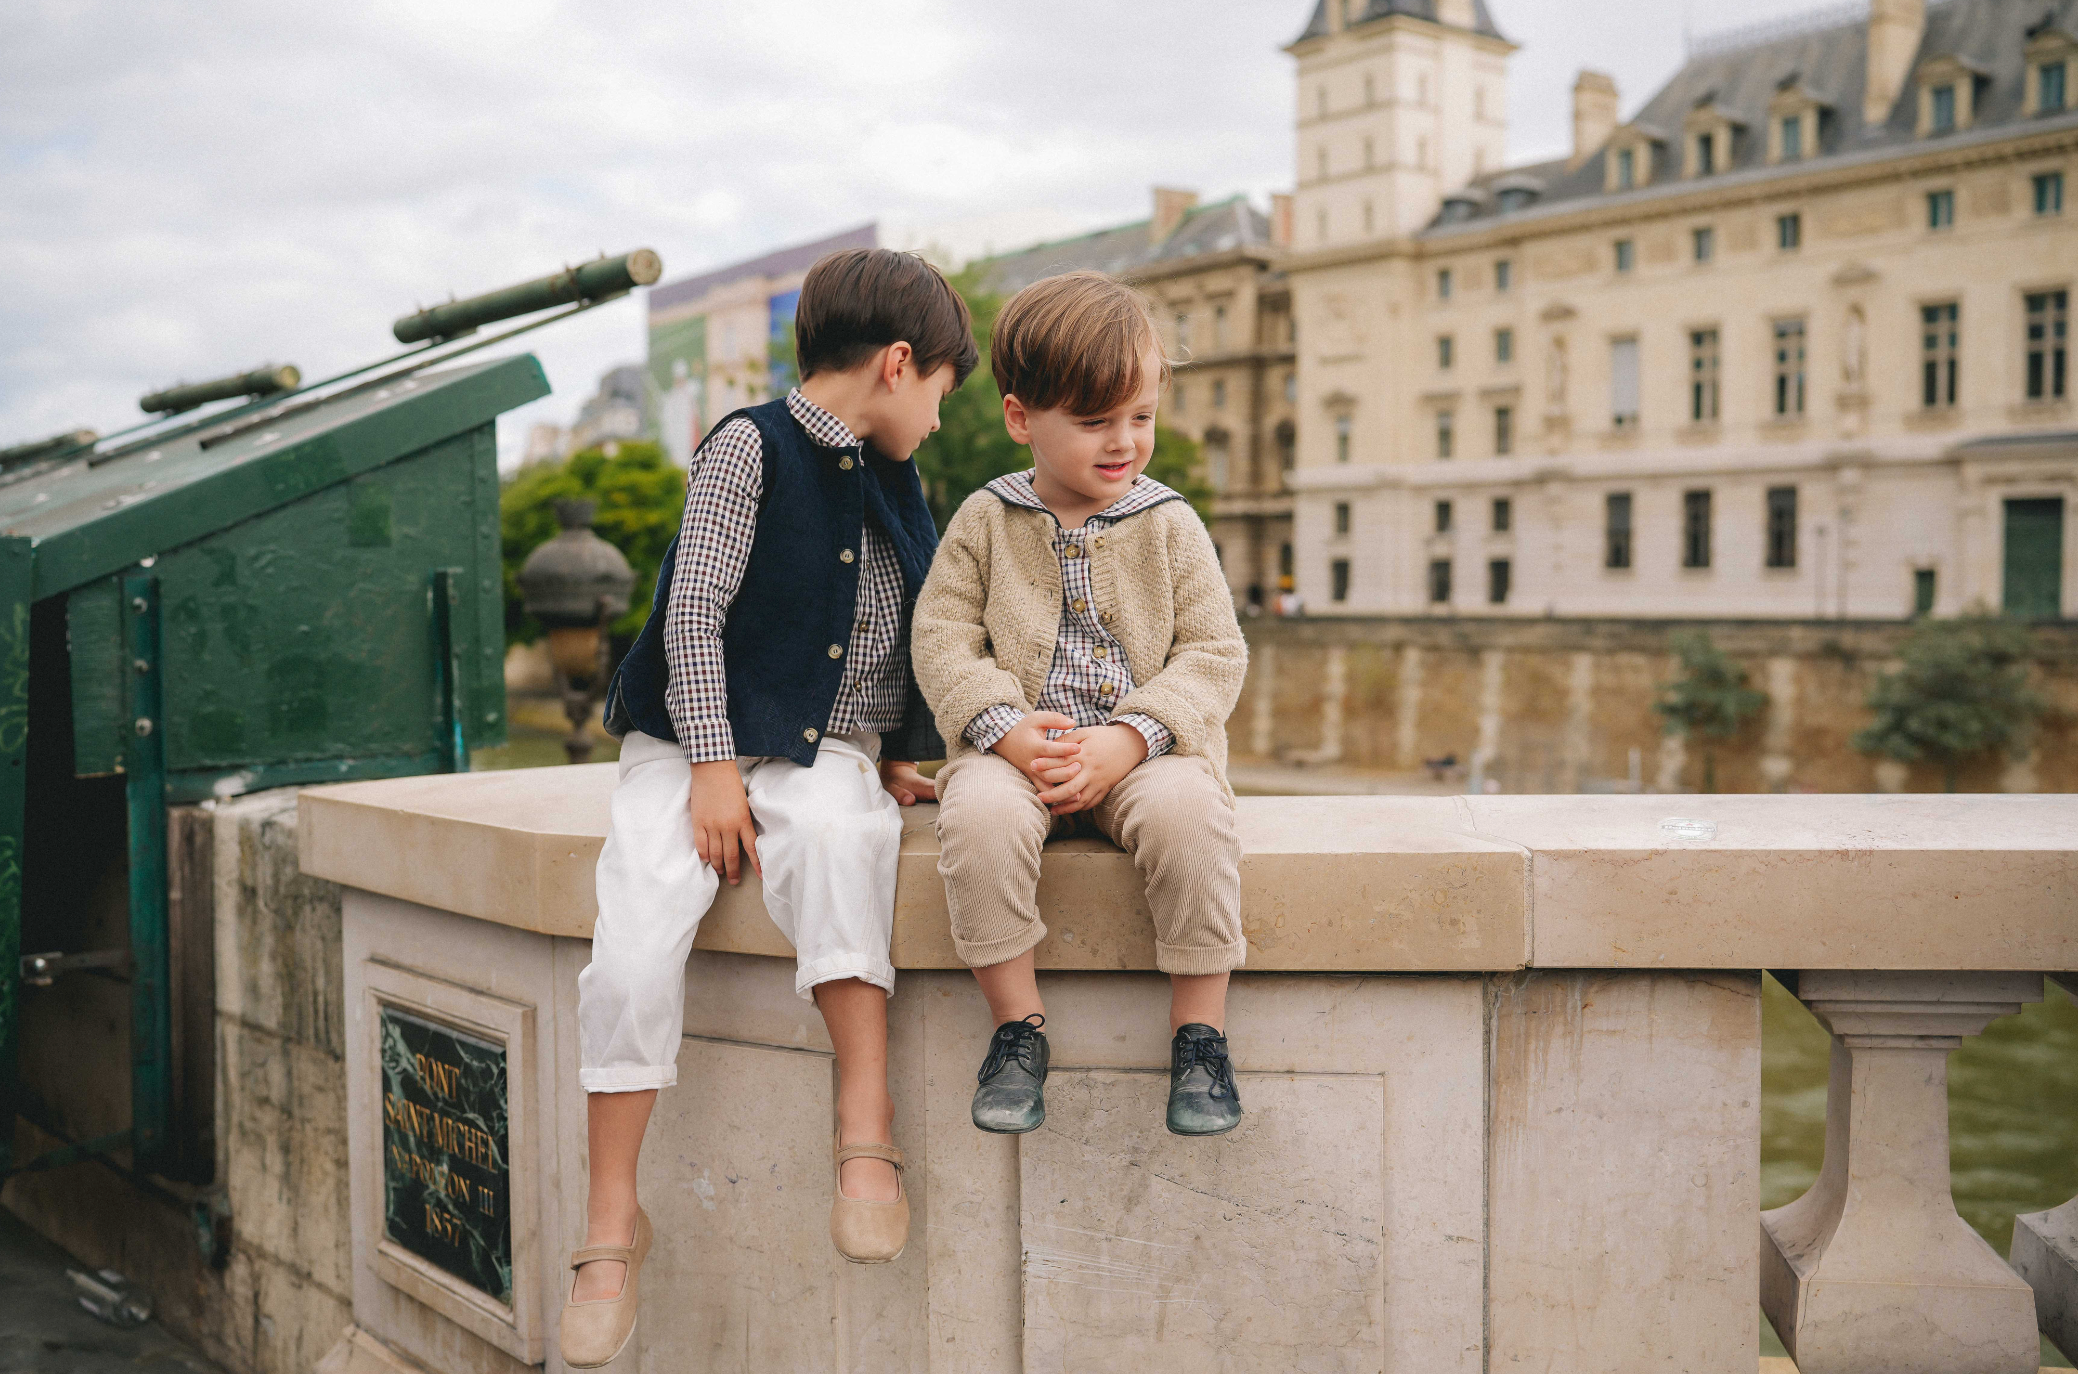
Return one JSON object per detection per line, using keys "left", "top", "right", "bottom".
{"left": 560, "top": 249, "right": 974, "bottom": 1367}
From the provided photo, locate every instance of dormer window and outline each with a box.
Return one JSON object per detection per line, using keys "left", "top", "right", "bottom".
{"left": 1915, "top": 55, "right": 1989, "bottom": 137}
{"left": 1780, "top": 116, "right": 1802, "bottom": 159}
{"left": 1491, "top": 174, "right": 1544, "bottom": 215}
{"left": 1767, "top": 79, "right": 1829, "bottom": 164}
{"left": 2027, "top": 22, "right": 2076, "bottom": 115}
{"left": 1682, "top": 101, "right": 1744, "bottom": 179}
{"left": 1603, "top": 126, "right": 1664, "bottom": 193}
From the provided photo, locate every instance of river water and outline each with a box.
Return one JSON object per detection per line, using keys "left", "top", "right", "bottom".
{"left": 1762, "top": 974, "right": 2078, "bottom": 1366}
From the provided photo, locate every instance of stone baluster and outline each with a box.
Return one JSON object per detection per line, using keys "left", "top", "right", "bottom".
{"left": 2012, "top": 973, "right": 2078, "bottom": 1363}
{"left": 1760, "top": 970, "right": 2044, "bottom": 1374}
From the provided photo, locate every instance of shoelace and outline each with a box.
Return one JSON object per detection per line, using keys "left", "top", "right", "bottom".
{"left": 1175, "top": 1032, "right": 1238, "bottom": 1101}
{"left": 978, "top": 1013, "right": 1046, "bottom": 1084}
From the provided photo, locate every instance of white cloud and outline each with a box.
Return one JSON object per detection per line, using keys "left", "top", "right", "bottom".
{"left": 3, "top": 0, "right": 1815, "bottom": 465}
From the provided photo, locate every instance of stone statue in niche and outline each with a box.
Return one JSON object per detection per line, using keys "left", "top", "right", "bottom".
{"left": 1841, "top": 304, "right": 1866, "bottom": 388}
{"left": 1545, "top": 335, "right": 1569, "bottom": 413}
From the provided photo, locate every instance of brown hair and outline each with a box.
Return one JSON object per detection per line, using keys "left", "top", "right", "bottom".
{"left": 795, "top": 248, "right": 979, "bottom": 386}
{"left": 990, "top": 271, "right": 1171, "bottom": 415}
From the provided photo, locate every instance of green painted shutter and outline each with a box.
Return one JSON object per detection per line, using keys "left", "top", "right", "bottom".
{"left": 2003, "top": 498, "right": 2065, "bottom": 620}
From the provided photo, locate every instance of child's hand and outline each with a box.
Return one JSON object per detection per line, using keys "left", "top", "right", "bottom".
{"left": 880, "top": 760, "right": 936, "bottom": 805}
{"left": 689, "top": 760, "right": 760, "bottom": 885}
{"left": 990, "top": 711, "right": 1083, "bottom": 785}
{"left": 1033, "top": 724, "right": 1146, "bottom": 815}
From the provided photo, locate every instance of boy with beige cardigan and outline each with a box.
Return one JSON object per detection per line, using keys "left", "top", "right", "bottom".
{"left": 912, "top": 271, "right": 1250, "bottom": 1138}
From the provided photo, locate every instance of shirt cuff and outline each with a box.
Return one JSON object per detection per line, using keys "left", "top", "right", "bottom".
{"left": 1113, "top": 712, "right": 1174, "bottom": 759}
{"left": 964, "top": 704, "right": 1026, "bottom": 752}
{"left": 676, "top": 717, "right": 738, "bottom": 764}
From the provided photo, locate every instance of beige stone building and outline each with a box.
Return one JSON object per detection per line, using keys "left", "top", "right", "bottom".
{"left": 977, "top": 190, "right": 1298, "bottom": 609}
{"left": 1285, "top": 0, "right": 2077, "bottom": 620}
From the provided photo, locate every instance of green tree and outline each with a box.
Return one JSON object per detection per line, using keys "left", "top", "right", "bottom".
{"left": 1654, "top": 629, "right": 1767, "bottom": 793}
{"left": 501, "top": 439, "right": 685, "bottom": 643}
{"left": 912, "top": 264, "right": 1214, "bottom": 528}
{"left": 1853, "top": 614, "right": 2046, "bottom": 791}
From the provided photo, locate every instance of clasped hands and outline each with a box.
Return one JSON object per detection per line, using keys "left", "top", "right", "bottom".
{"left": 990, "top": 711, "right": 1147, "bottom": 816}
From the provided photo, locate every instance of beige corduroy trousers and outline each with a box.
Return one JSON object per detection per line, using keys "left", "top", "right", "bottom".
{"left": 933, "top": 751, "right": 1246, "bottom": 974}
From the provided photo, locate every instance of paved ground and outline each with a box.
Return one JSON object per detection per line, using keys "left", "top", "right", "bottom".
{"left": 0, "top": 1208, "right": 224, "bottom": 1374}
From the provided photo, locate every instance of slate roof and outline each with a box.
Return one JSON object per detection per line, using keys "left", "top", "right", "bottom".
{"left": 975, "top": 197, "right": 1279, "bottom": 295}
{"left": 648, "top": 223, "right": 877, "bottom": 314}
{"left": 1292, "top": 0, "right": 1508, "bottom": 43}
{"left": 1425, "top": 0, "right": 2078, "bottom": 233}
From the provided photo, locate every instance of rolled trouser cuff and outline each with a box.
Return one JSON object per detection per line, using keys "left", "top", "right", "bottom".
{"left": 580, "top": 1065, "right": 678, "bottom": 1093}
{"left": 953, "top": 921, "right": 1049, "bottom": 971}
{"left": 796, "top": 958, "right": 897, "bottom": 1001}
{"left": 1154, "top": 937, "right": 1248, "bottom": 976}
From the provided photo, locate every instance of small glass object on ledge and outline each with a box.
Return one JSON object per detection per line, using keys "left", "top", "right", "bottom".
{"left": 1660, "top": 817, "right": 1718, "bottom": 841}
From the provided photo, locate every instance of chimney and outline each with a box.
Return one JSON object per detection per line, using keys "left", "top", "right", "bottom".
{"left": 1270, "top": 193, "right": 1295, "bottom": 248}
{"left": 1151, "top": 186, "right": 1198, "bottom": 244}
{"left": 1865, "top": 0, "right": 1926, "bottom": 125}
{"left": 1570, "top": 70, "right": 1619, "bottom": 170}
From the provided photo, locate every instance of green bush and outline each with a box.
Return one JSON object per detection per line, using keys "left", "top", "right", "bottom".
{"left": 500, "top": 439, "right": 685, "bottom": 643}
{"left": 1654, "top": 628, "right": 1767, "bottom": 793}
{"left": 1854, "top": 614, "right": 2046, "bottom": 791}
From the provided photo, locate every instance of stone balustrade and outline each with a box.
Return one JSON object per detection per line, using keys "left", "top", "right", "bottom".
{"left": 298, "top": 774, "right": 2076, "bottom": 1374}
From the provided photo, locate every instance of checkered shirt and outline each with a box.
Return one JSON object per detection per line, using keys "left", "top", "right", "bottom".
{"left": 662, "top": 389, "right": 908, "bottom": 763}
{"left": 964, "top": 471, "right": 1179, "bottom": 759}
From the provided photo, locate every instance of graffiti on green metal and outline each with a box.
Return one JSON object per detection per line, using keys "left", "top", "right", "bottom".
{"left": 0, "top": 600, "right": 26, "bottom": 755}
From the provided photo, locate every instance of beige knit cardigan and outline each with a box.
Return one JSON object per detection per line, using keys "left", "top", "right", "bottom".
{"left": 912, "top": 483, "right": 1249, "bottom": 797}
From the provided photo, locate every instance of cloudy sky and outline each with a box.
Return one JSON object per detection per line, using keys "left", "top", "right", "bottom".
{"left": 3, "top": 0, "right": 1831, "bottom": 467}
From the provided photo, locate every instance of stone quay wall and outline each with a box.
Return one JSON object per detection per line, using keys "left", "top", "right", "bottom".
{"left": 3, "top": 790, "right": 353, "bottom": 1374}
{"left": 1235, "top": 616, "right": 2078, "bottom": 794}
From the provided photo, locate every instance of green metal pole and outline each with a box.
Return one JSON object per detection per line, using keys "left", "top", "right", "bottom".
{"left": 123, "top": 573, "right": 172, "bottom": 1174}
{"left": 432, "top": 568, "right": 468, "bottom": 773}
{"left": 0, "top": 538, "right": 30, "bottom": 1176}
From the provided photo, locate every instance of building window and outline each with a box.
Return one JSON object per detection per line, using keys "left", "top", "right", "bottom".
{"left": 1438, "top": 335, "right": 1455, "bottom": 369}
{"left": 1437, "top": 268, "right": 1453, "bottom": 300}
{"left": 1494, "top": 405, "right": 1514, "bottom": 456}
{"left": 1682, "top": 489, "right": 1713, "bottom": 569}
{"left": 1611, "top": 337, "right": 1641, "bottom": 429}
{"left": 1496, "top": 327, "right": 1514, "bottom": 363}
{"left": 1615, "top": 239, "right": 1635, "bottom": 273}
{"left": 1435, "top": 499, "right": 1453, "bottom": 533}
{"left": 1693, "top": 226, "right": 1715, "bottom": 262}
{"left": 1780, "top": 114, "right": 1803, "bottom": 160}
{"left": 2026, "top": 289, "right": 2068, "bottom": 401}
{"left": 1487, "top": 559, "right": 1511, "bottom": 605}
{"left": 1922, "top": 302, "right": 1960, "bottom": 407}
{"left": 1280, "top": 542, "right": 1294, "bottom": 577}
{"left": 2036, "top": 171, "right": 2065, "bottom": 216}
{"left": 2042, "top": 61, "right": 2069, "bottom": 114}
{"left": 1175, "top": 311, "right": 1191, "bottom": 350}
{"left": 1331, "top": 559, "right": 1352, "bottom": 603}
{"left": 1437, "top": 409, "right": 1454, "bottom": 459}
{"left": 1212, "top": 379, "right": 1227, "bottom": 408}
{"left": 1931, "top": 83, "right": 1957, "bottom": 133}
{"left": 1689, "top": 328, "right": 1720, "bottom": 422}
{"left": 1334, "top": 501, "right": 1351, "bottom": 535}
{"left": 1695, "top": 131, "right": 1716, "bottom": 175}
{"left": 1428, "top": 559, "right": 1452, "bottom": 604}
{"left": 1778, "top": 212, "right": 1802, "bottom": 250}
{"left": 1334, "top": 413, "right": 1352, "bottom": 462}
{"left": 1616, "top": 146, "right": 1636, "bottom": 190}
{"left": 1766, "top": 486, "right": 1798, "bottom": 569}
{"left": 1773, "top": 319, "right": 1807, "bottom": 416}
{"left": 1928, "top": 189, "right": 1955, "bottom": 230}
{"left": 1283, "top": 373, "right": 1296, "bottom": 403}
{"left": 1605, "top": 492, "right": 1633, "bottom": 569}
{"left": 1914, "top": 567, "right": 1938, "bottom": 616}
{"left": 1213, "top": 305, "right": 1227, "bottom": 349}
{"left": 1495, "top": 259, "right": 1513, "bottom": 292}
{"left": 1492, "top": 497, "right": 1512, "bottom": 533}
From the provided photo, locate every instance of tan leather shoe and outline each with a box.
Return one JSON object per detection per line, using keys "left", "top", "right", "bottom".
{"left": 831, "top": 1140, "right": 909, "bottom": 1264}
{"left": 559, "top": 1208, "right": 651, "bottom": 1368}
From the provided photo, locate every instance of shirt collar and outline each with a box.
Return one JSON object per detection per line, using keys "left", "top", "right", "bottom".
{"left": 985, "top": 469, "right": 1180, "bottom": 525}
{"left": 786, "top": 387, "right": 860, "bottom": 450}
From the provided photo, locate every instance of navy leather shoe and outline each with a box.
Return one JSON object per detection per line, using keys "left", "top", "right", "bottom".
{"left": 1167, "top": 1023, "right": 1242, "bottom": 1136}
{"left": 972, "top": 1014, "right": 1049, "bottom": 1134}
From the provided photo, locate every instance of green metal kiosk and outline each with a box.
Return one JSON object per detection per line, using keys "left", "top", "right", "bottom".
{"left": 0, "top": 355, "right": 547, "bottom": 1188}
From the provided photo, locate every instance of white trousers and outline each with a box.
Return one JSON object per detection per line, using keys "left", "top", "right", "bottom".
{"left": 577, "top": 729, "right": 903, "bottom": 1093}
